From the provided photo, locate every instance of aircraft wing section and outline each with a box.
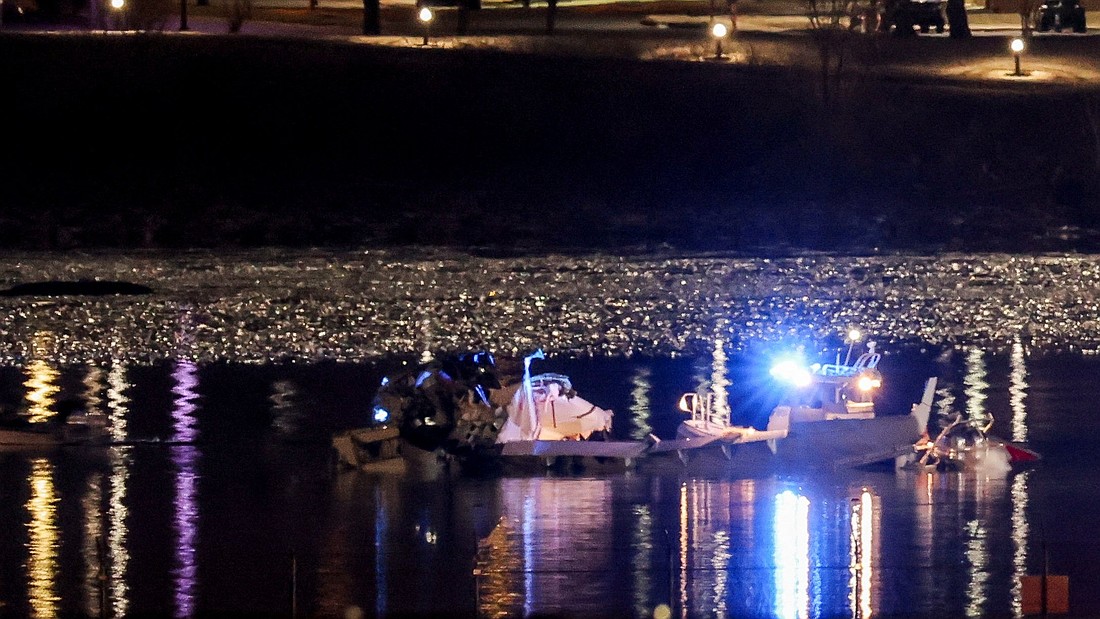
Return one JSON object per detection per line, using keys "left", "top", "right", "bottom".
{"left": 645, "top": 433, "right": 724, "bottom": 454}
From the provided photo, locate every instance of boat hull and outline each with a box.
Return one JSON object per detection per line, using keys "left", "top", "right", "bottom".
{"left": 647, "top": 413, "right": 925, "bottom": 475}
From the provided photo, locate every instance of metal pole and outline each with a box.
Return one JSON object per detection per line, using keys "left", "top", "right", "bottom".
{"left": 1041, "top": 538, "right": 1048, "bottom": 618}
{"left": 179, "top": 0, "right": 188, "bottom": 30}
{"left": 664, "top": 528, "right": 675, "bottom": 617}
{"left": 97, "top": 535, "right": 108, "bottom": 618}
{"left": 1014, "top": 53, "right": 1021, "bottom": 76}
{"left": 291, "top": 554, "right": 298, "bottom": 618}
{"left": 473, "top": 568, "right": 482, "bottom": 617}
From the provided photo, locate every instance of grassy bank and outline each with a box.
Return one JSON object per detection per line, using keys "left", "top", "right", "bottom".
{"left": 2, "top": 32, "right": 1100, "bottom": 253}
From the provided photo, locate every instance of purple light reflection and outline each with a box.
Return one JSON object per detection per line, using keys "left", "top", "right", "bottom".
{"left": 171, "top": 360, "right": 200, "bottom": 618}
{"left": 172, "top": 360, "right": 199, "bottom": 444}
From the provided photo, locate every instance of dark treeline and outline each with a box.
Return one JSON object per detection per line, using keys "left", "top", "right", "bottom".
{"left": 2, "top": 33, "right": 1099, "bottom": 253}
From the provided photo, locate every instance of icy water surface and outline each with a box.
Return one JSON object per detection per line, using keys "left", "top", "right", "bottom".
{"left": 0, "top": 250, "right": 1098, "bottom": 617}
{"left": 3, "top": 248, "right": 1100, "bottom": 362}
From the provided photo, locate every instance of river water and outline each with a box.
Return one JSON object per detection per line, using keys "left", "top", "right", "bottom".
{"left": 0, "top": 249, "right": 1098, "bottom": 618}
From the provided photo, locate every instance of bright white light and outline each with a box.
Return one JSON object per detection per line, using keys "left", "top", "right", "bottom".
{"left": 711, "top": 22, "right": 727, "bottom": 38}
{"left": 1011, "top": 38, "right": 1024, "bottom": 53}
{"left": 373, "top": 406, "right": 390, "bottom": 423}
{"left": 418, "top": 7, "right": 433, "bottom": 22}
{"left": 770, "top": 360, "right": 812, "bottom": 388}
{"left": 857, "top": 375, "right": 881, "bottom": 391}
{"left": 110, "top": 0, "right": 124, "bottom": 9}
{"left": 847, "top": 328, "right": 862, "bottom": 343}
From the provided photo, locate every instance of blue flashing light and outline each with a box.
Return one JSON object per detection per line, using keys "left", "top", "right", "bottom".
{"left": 373, "top": 405, "right": 390, "bottom": 423}
{"left": 380, "top": 376, "right": 390, "bottom": 387}
{"left": 770, "top": 359, "right": 813, "bottom": 388}
{"left": 474, "top": 384, "right": 489, "bottom": 406}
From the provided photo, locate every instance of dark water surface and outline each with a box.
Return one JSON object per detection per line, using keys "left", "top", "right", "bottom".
{"left": 1, "top": 250, "right": 1099, "bottom": 618}
{"left": 0, "top": 348, "right": 1097, "bottom": 618}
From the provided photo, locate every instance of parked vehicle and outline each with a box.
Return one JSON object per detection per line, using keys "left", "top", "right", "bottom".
{"left": 881, "top": 0, "right": 946, "bottom": 34}
{"left": 1036, "top": 0, "right": 1087, "bottom": 32}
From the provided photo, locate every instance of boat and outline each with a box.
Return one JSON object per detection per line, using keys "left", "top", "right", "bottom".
{"left": 642, "top": 391, "right": 790, "bottom": 462}
{"left": 656, "top": 331, "right": 925, "bottom": 471}
{"left": 912, "top": 413, "right": 1041, "bottom": 471}
{"left": 769, "top": 335, "right": 883, "bottom": 423}
{"left": 647, "top": 373, "right": 938, "bottom": 472}
{"left": 494, "top": 350, "right": 633, "bottom": 462}
{"left": 332, "top": 350, "right": 630, "bottom": 471}
{"left": 333, "top": 343, "right": 940, "bottom": 475}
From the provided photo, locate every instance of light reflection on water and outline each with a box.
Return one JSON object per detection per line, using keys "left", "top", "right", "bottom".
{"left": 172, "top": 360, "right": 201, "bottom": 618}
{"left": 6, "top": 251, "right": 1100, "bottom": 363}
{"left": 849, "top": 490, "right": 874, "bottom": 619}
{"left": 81, "top": 472, "right": 103, "bottom": 617}
{"left": 2, "top": 344, "right": 1099, "bottom": 617}
{"left": 26, "top": 458, "right": 58, "bottom": 619}
{"left": 24, "top": 362, "right": 59, "bottom": 424}
{"left": 106, "top": 363, "right": 131, "bottom": 619}
{"left": 1010, "top": 338, "right": 1028, "bottom": 444}
{"left": 773, "top": 490, "right": 810, "bottom": 619}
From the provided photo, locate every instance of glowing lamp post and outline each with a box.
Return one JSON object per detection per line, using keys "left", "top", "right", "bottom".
{"left": 844, "top": 327, "right": 862, "bottom": 365}
{"left": 418, "top": 6, "right": 433, "bottom": 46}
{"left": 710, "top": 21, "right": 728, "bottom": 60}
{"left": 1011, "top": 37, "right": 1024, "bottom": 76}
{"left": 110, "top": 0, "right": 125, "bottom": 29}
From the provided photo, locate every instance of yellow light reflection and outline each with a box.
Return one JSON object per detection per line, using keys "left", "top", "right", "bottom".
{"left": 27, "top": 458, "right": 59, "bottom": 618}
{"left": 477, "top": 516, "right": 522, "bottom": 619}
{"left": 108, "top": 452, "right": 131, "bottom": 617}
{"left": 480, "top": 478, "right": 615, "bottom": 618}
{"left": 83, "top": 366, "right": 105, "bottom": 416}
{"left": 964, "top": 348, "right": 989, "bottom": 425}
{"left": 1009, "top": 338, "right": 1029, "bottom": 443}
{"left": 849, "top": 491, "right": 874, "bottom": 619}
{"left": 106, "top": 362, "right": 132, "bottom": 616}
{"left": 628, "top": 365, "right": 653, "bottom": 440}
{"left": 24, "top": 360, "right": 60, "bottom": 423}
{"left": 774, "top": 490, "right": 809, "bottom": 619}
{"left": 107, "top": 364, "right": 129, "bottom": 442}
{"left": 83, "top": 475, "right": 104, "bottom": 617}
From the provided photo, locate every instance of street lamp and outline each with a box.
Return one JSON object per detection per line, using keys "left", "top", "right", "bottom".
{"left": 110, "top": 0, "right": 125, "bottom": 29}
{"left": 418, "top": 6, "right": 433, "bottom": 46}
{"left": 710, "top": 21, "right": 728, "bottom": 60}
{"left": 1011, "top": 37, "right": 1024, "bottom": 76}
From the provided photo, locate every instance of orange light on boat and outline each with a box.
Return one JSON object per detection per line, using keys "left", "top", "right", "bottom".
{"left": 857, "top": 375, "right": 881, "bottom": 391}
